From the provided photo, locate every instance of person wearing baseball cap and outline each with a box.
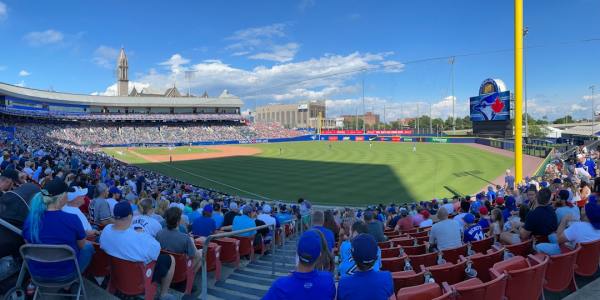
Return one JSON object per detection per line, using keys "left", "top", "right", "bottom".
{"left": 191, "top": 204, "right": 216, "bottom": 238}
{"left": 419, "top": 209, "right": 433, "bottom": 228}
{"left": 463, "top": 213, "right": 485, "bottom": 243}
{"left": 477, "top": 206, "right": 491, "bottom": 230}
{"left": 62, "top": 186, "right": 97, "bottom": 237}
{"left": 555, "top": 189, "right": 581, "bottom": 224}
{"left": 339, "top": 221, "right": 382, "bottom": 278}
{"left": 100, "top": 201, "right": 177, "bottom": 300}
{"left": 222, "top": 201, "right": 240, "bottom": 227}
{"left": 257, "top": 204, "right": 276, "bottom": 245}
{"left": 338, "top": 233, "right": 393, "bottom": 300}
{"left": 0, "top": 168, "right": 21, "bottom": 194}
{"left": 263, "top": 230, "right": 335, "bottom": 300}
{"left": 22, "top": 178, "right": 96, "bottom": 279}
{"left": 232, "top": 204, "right": 257, "bottom": 238}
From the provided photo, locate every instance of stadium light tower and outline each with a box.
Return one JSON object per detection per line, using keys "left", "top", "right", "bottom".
{"left": 514, "top": 0, "right": 524, "bottom": 183}
{"left": 449, "top": 57, "right": 456, "bottom": 134}
{"left": 591, "top": 85, "right": 596, "bottom": 138}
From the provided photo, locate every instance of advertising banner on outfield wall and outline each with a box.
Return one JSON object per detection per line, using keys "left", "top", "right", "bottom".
{"left": 320, "top": 129, "right": 413, "bottom": 135}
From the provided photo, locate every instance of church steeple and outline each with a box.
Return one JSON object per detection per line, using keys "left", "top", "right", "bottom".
{"left": 117, "top": 47, "right": 129, "bottom": 96}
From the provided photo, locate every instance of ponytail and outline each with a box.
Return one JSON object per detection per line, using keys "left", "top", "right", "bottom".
{"left": 27, "top": 192, "right": 46, "bottom": 243}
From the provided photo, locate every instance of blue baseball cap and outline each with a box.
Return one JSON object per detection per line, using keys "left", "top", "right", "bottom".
{"left": 506, "top": 196, "right": 517, "bottom": 211}
{"left": 203, "top": 204, "right": 213, "bottom": 213}
{"left": 585, "top": 195, "right": 600, "bottom": 230}
{"left": 114, "top": 201, "right": 133, "bottom": 219}
{"left": 109, "top": 186, "right": 122, "bottom": 195}
{"left": 351, "top": 234, "right": 378, "bottom": 264}
{"left": 297, "top": 230, "right": 321, "bottom": 264}
{"left": 463, "top": 213, "right": 475, "bottom": 224}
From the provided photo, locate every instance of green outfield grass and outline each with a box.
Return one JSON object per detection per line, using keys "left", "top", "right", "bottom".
{"left": 103, "top": 142, "right": 512, "bottom": 205}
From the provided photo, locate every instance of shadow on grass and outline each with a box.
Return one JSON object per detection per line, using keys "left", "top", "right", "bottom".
{"left": 135, "top": 155, "right": 415, "bottom": 205}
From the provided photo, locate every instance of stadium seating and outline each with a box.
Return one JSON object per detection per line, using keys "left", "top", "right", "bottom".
{"left": 402, "top": 244, "right": 427, "bottom": 256}
{"left": 450, "top": 273, "right": 507, "bottom": 300}
{"left": 232, "top": 236, "right": 255, "bottom": 261}
{"left": 460, "top": 248, "right": 503, "bottom": 283}
{"left": 574, "top": 239, "right": 600, "bottom": 277}
{"left": 107, "top": 256, "right": 158, "bottom": 300}
{"left": 379, "top": 241, "right": 393, "bottom": 249}
{"left": 490, "top": 254, "right": 549, "bottom": 300}
{"left": 392, "top": 238, "right": 415, "bottom": 247}
{"left": 407, "top": 252, "right": 438, "bottom": 270}
{"left": 423, "top": 260, "right": 469, "bottom": 285}
{"left": 469, "top": 236, "right": 494, "bottom": 254}
{"left": 396, "top": 282, "right": 453, "bottom": 300}
{"left": 381, "top": 255, "right": 409, "bottom": 272}
{"left": 381, "top": 247, "right": 402, "bottom": 258}
{"left": 162, "top": 250, "right": 195, "bottom": 294}
{"left": 441, "top": 244, "right": 468, "bottom": 264}
{"left": 543, "top": 245, "right": 581, "bottom": 293}
{"left": 391, "top": 269, "right": 426, "bottom": 294}
{"left": 194, "top": 241, "right": 222, "bottom": 281}
{"left": 501, "top": 239, "right": 533, "bottom": 257}
{"left": 84, "top": 242, "right": 111, "bottom": 280}
{"left": 214, "top": 237, "right": 241, "bottom": 267}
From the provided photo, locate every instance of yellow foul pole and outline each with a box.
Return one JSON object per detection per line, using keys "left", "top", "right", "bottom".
{"left": 514, "top": 0, "right": 524, "bottom": 183}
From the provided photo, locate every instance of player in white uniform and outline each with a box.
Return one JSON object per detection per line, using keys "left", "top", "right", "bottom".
{"left": 413, "top": 143, "right": 416, "bottom": 152}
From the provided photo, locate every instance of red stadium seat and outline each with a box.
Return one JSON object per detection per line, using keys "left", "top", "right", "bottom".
{"left": 381, "top": 255, "right": 408, "bottom": 272}
{"left": 381, "top": 247, "right": 401, "bottom": 258}
{"left": 402, "top": 244, "right": 426, "bottom": 256}
{"left": 214, "top": 237, "right": 240, "bottom": 267}
{"left": 407, "top": 252, "right": 438, "bottom": 270}
{"left": 575, "top": 239, "right": 600, "bottom": 277}
{"left": 392, "top": 238, "right": 416, "bottom": 247}
{"left": 461, "top": 248, "right": 503, "bottom": 283}
{"left": 232, "top": 236, "right": 255, "bottom": 261}
{"left": 490, "top": 254, "right": 549, "bottom": 300}
{"left": 410, "top": 231, "right": 429, "bottom": 238}
{"left": 162, "top": 250, "right": 194, "bottom": 294}
{"left": 107, "top": 256, "right": 157, "bottom": 300}
{"left": 396, "top": 282, "right": 453, "bottom": 300}
{"left": 284, "top": 223, "right": 294, "bottom": 237}
{"left": 503, "top": 239, "right": 533, "bottom": 257}
{"left": 401, "top": 228, "right": 418, "bottom": 235}
{"left": 195, "top": 240, "right": 222, "bottom": 281}
{"left": 379, "top": 241, "right": 393, "bottom": 249}
{"left": 424, "top": 259, "right": 468, "bottom": 285}
{"left": 469, "top": 236, "right": 494, "bottom": 254}
{"left": 418, "top": 226, "right": 432, "bottom": 232}
{"left": 391, "top": 269, "right": 426, "bottom": 294}
{"left": 451, "top": 273, "right": 507, "bottom": 300}
{"left": 441, "top": 244, "right": 468, "bottom": 264}
{"left": 84, "top": 242, "right": 110, "bottom": 279}
{"left": 544, "top": 245, "right": 581, "bottom": 293}
{"left": 414, "top": 236, "right": 429, "bottom": 245}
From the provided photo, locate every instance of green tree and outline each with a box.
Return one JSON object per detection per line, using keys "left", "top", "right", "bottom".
{"left": 553, "top": 115, "right": 574, "bottom": 124}
{"left": 528, "top": 124, "right": 548, "bottom": 138}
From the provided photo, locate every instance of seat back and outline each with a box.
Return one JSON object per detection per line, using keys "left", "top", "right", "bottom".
{"left": 20, "top": 244, "right": 81, "bottom": 288}
{"left": 504, "top": 239, "right": 533, "bottom": 257}
{"left": 381, "top": 247, "right": 401, "bottom": 258}
{"left": 427, "top": 260, "right": 468, "bottom": 285}
{"left": 107, "top": 256, "right": 157, "bottom": 299}
{"left": 214, "top": 237, "right": 241, "bottom": 266}
{"left": 402, "top": 244, "right": 426, "bottom": 256}
{"left": 415, "top": 236, "right": 429, "bottom": 245}
{"left": 452, "top": 274, "right": 507, "bottom": 300}
{"left": 393, "top": 238, "right": 416, "bottom": 247}
{"left": 233, "top": 236, "right": 254, "bottom": 257}
{"left": 468, "top": 249, "right": 503, "bottom": 282}
{"left": 408, "top": 252, "right": 438, "bottom": 269}
{"left": 410, "top": 231, "right": 429, "bottom": 238}
{"left": 381, "top": 256, "right": 406, "bottom": 272}
{"left": 167, "top": 251, "right": 194, "bottom": 294}
{"left": 575, "top": 239, "right": 600, "bottom": 277}
{"left": 470, "top": 237, "right": 494, "bottom": 254}
{"left": 84, "top": 242, "right": 110, "bottom": 277}
{"left": 378, "top": 241, "right": 393, "bottom": 249}
{"left": 397, "top": 282, "right": 442, "bottom": 300}
{"left": 391, "top": 269, "right": 425, "bottom": 294}
{"left": 544, "top": 245, "right": 581, "bottom": 292}
{"left": 441, "top": 244, "right": 468, "bottom": 264}
{"left": 492, "top": 254, "right": 549, "bottom": 300}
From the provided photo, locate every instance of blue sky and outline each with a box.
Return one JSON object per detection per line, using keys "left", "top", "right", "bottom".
{"left": 0, "top": 0, "right": 599, "bottom": 120}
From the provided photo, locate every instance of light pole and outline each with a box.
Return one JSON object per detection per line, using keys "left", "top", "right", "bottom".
{"left": 523, "top": 27, "right": 529, "bottom": 138}
{"left": 362, "top": 70, "right": 366, "bottom": 133}
{"left": 591, "top": 85, "right": 596, "bottom": 138}
{"left": 449, "top": 57, "right": 456, "bottom": 134}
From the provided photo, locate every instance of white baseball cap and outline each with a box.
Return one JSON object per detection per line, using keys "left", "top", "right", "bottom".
{"left": 67, "top": 187, "right": 88, "bottom": 202}
{"left": 262, "top": 204, "right": 272, "bottom": 214}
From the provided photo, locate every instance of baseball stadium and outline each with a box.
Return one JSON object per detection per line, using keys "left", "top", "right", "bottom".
{"left": 2, "top": 1, "right": 600, "bottom": 300}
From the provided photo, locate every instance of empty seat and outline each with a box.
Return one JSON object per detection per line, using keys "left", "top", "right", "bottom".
{"left": 396, "top": 282, "right": 452, "bottom": 300}
{"left": 441, "top": 244, "right": 468, "bottom": 264}
{"left": 503, "top": 239, "right": 533, "bottom": 257}
{"left": 490, "top": 254, "right": 549, "bottom": 300}
{"left": 544, "top": 245, "right": 581, "bottom": 293}
{"left": 195, "top": 241, "right": 222, "bottom": 281}
{"left": 214, "top": 237, "right": 240, "bottom": 267}
{"left": 575, "top": 239, "right": 600, "bottom": 277}
{"left": 381, "top": 247, "right": 401, "bottom": 258}
{"left": 401, "top": 228, "right": 419, "bottom": 235}
{"left": 408, "top": 252, "right": 438, "bottom": 270}
{"left": 381, "top": 255, "right": 408, "bottom": 272}
{"left": 425, "top": 260, "right": 468, "bottom": 285}
{"left": 402, "top": 244, "right": 427, "bottom": 256}
{"left": 232, "top": 236, "right": 255, "bottom": 260}
{"left": 414, "top": 236, "right": 429, "bottom": 245}
{"left": 379, "top": 241, "right": 393, "bottom": 249}
{"left": 391, "top": 269, "right": 426, "bottom": 294}
{"left": 410, "top": 231, "right": 429, "bottom": 238}
{"left": 451, "top": 273, "right": 507, "bottom": 300}
{"left": 462, "top": 248, "right": 503, "bottom": 283}
{"left": 470, "top": 236, "right": 494, "bottom": 254}
{"left": 392, "top": 238, "right": 416, "bottom": 247}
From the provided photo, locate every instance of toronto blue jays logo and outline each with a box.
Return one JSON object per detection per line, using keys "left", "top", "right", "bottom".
{"left": 472, "top": 92, "right": 505, "bottom": 121}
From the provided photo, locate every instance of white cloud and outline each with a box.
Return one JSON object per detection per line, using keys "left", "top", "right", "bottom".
{"left": 571, "top": 103, "right": 587, "bottom": 111}
{"left": 159, "top": 54, "right": 190, "bottom": 75}
{"left": 249, "top": 43, "right": 300, "bottom": 63}
{"left": 23, "top": 29, "right": 64, "bottom": 46}
{"left": 18, "top": 70, "right": 30, "bottom": 77}
{"left": 0, "top": 2, "right": 7, "bottom": 21}
{"left": 226, "top": 23, "right": 300, "bottom": 62}
{"left": 583, "top": 93, "right": 600, "bottom": 101}
{"left": 93, "top": 45, "right": 119, "bottom": 68}
{"left": 92, "top": 81, "right": 150, "bottom": 96}
{"left": 14, "top": 80, "right": 25, "bottom": 87}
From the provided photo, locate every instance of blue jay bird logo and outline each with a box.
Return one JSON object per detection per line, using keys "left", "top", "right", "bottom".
{"left": 473, "top": 93, "right": 505, "bottom": 121}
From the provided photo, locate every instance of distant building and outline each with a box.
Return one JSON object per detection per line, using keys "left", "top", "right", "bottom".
{"left": 255, "top": 100, "right": 326, "bottom": 128}
{"left": 341, "top": 112, "right": 381, "bottom": 127}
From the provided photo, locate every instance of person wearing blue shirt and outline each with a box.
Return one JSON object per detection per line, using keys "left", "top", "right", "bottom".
{"left": 339, "top": 221, "right": 381, "bottom": 277}
{"left": 186, "top": 201, "right": 202, "bottom": 225}
{"left": 585, "top": 158, "right": 597, "bottom": 177}
{"left": 263, "top": 230, "right": 335, "bottom": 300}
{"left": 337, "top": 233, "right": 394, "bottom": 300}
{"left": 463, "top": 213, "right": 485, "bottom": 243}
{"left": 212, "top": 203, "right": 225, "bottom": 229}
{"left": 191, "top": 205, "right": 216, "bottom": 237}
{"left": 311, "top": 210, "right": 335, "bottom": 250}
{"left": 232, "top": 205, "right": 257, "bottom": 237}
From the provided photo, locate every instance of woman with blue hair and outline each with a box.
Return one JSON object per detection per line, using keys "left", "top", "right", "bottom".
{"left": 22, "top": 177, "right": 95, "bottom": 280}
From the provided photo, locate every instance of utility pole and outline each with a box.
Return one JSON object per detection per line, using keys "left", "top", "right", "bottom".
{"left": 416, "top": 103, "right": 420, "bottom": 134}
{"left": 383, "top": 104, "right": 387, "bottom": 129}
{"left": 429, "top": 103, "right": 433, "bottom": 134}
{"left": 449, "top": 56, "right": 456, "bottom": 134}
{"left": 362, "top": 70, "right": 366, "bottom": 133}
{"left": 524, "top": 27, "right": 529, "bottom": 138}
{"left": 592, "top": 85, "right": 596, "bottom": 138}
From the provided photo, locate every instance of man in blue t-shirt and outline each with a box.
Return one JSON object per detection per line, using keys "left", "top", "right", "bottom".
{"left": 339, "top": 221, "right": 381, "bottom": 277}
{"left": 311, "top": 210, "right": 335, "bottom": 250}
{"left": 337, "top": 234, "right": 394, "bottom": 300}
{"left": 504, "top": 169, "right": 515, "bottom": 190}
{"left": 232, "top": 205, "right": 257, "bottom": 237}
{"left": 263, "top": 230, "right": 335, "bottom": 300}
{"left": 191, "top": 204, "right": 216, "bottom": 237}
{"left": 463, "top": 213, "right": 485, "bottom": 243}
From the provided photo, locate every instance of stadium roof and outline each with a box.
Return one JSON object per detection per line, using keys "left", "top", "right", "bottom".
{"left": 0, "top": 82, "right": 243, "bottom": 108}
